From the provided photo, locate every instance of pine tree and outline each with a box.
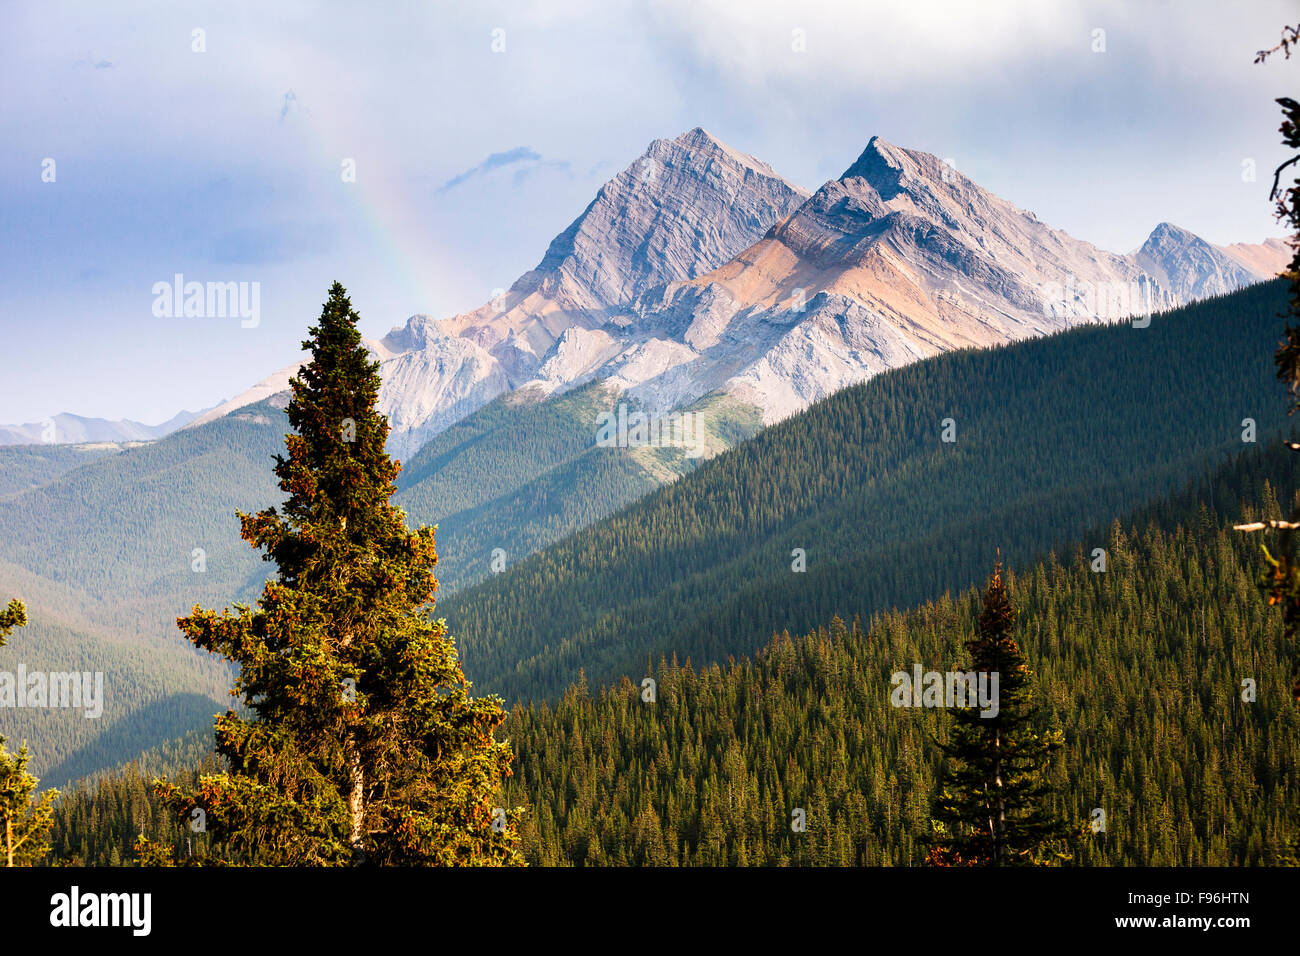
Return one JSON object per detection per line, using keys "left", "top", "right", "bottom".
{"left": 156, "top": 283, "right": 522, "bottom": 865}
{"left": 0, "top": 598, "right": 57, "bottom": 867}
{"left": 927, "top": 560, "right": 1071, "bottom": 866}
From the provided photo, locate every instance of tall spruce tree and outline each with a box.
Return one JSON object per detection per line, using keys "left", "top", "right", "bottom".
{"left": 927, "top": 561, "right": 1071, "bottom": 866}
{"left": 0, "top": 598, "right": 57, "bottom": 867}
{"left": 1240, "top": 26, "right": 1300, "bottom": 702}
{"left": 155, "top": 283, "right": 522, "bottom": 865}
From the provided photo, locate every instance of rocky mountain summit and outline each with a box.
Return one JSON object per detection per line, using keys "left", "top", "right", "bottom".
{"left": 1134, "top": 221, "right": 1267, "bottom": 301}
{"left": 507, "top": 136, "right": 1286, "bottom": 424}
{"left": 374, "top": 127, "right": 811, "bottom": 455}
{"left": 198, "top": 128, "right": 809, "bottom": 458}
{"left": 195, "top": 131, "right": 1288, "bottom": 454}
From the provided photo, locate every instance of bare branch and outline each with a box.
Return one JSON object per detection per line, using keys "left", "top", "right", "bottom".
{"left": 1234, "top": 520, "right": 1300, "bottom": 532}
{"left": 1256, "top": 24, "right": 1300, "bottom": 63}
{"left": 1271, "top": 154, "right": 1300, "bottom": 204}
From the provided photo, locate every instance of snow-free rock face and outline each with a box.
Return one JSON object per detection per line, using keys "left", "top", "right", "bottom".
{"left": 1217, "top": 237, "right": 1290, "bottom": 277}
{"left": 1135, "top": 222, "right": 1275, "bottom": 301}
{"left": 545, "top": 136, "right": 1286, "bottom": 425}
{"left": 378, "top": 337, "right": 511, "bottom": 459}
{"left": 372, "top": 129, "right": 809, "bottom": 454}
{"left": 512, "top": 127, "right": 811, "bottom": 308}
{"left": 1136, "top": 222, "right": 1247, "bottom": 300}
{"left": 434, "top": 127, "right": 811, "bottom": 364}
{"left": 194, "top": 130, "right": 810, "bottom": 457}
{"left": 193, "top": 131, "right": 1286, "bottom": 454}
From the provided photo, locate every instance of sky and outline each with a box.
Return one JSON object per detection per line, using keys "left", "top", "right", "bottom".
{"left": 1, "top": 0, "right": 1296, "bottom": 424}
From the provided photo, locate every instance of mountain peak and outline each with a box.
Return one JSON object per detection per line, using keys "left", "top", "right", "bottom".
{"left": 513, "top": 129, "right": 809, "bottom": 307}
{"left": 1142, "top": 222, "right": 1210, "bottom": 253}
{"left": 673, "top": 126, "right": 719, "bottom": 147}
{"left": 1135, "top": 221, "right": 1257, "bottom": 300}
{"left": 1138, "top": 222, "right": 1214, "bottom": 262}
{"left": 840, "top": 135, "right": 928, "bottom": 200}
{"left": 644, "top": 126, "right": 785, "bottom": 179}
{"left": 381, "top": 314, "right": 444, "bottom": 353}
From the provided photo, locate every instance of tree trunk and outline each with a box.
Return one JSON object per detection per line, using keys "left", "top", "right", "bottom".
{"left": 348, "top": 748, "right": 365, "bottom": 861}
{"left": 993, "top": 727, "right": 1005, "bottom": 865}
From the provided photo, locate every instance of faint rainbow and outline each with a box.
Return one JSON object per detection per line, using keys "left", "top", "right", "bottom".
{"left": 297, "top": 99, "right": 467, "bottom": 322}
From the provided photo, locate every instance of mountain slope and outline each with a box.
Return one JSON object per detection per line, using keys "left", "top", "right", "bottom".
{"left": 393, "top": 381, "right": 761, "bottom": 591}
{"left": 445, "top": 127, "right": 812, "bottom": 349}
{"left": 544, "top": 137, "right": 1284, "bottom": 427}
{"left": 499, "top": 467, "right": 1300, "bottom": 866}
{"left": 0, "top": 406, "right": 287, "bottom": 779}
{"left": 0, "top": 442, "right": 141, "bottom": 497}
{"left": 180, "top": 132, "right": 1282, "bottom": 463}
{"left": 1219, "top": 236, "right": 1291, "bottom": 276}
{"left": 0, "top": 410, "right": 202, "bottom": 446}
{"left": 46, "top": 434, "right": 1300, "bottom": 865}
{"left": 3, "top": 279, "right": 1285, "bottom": 782}
{"left": 441, "top": 280, "right": 1293, "bottom": 705}
{"left": 194, "top": 129, "right": 809, "bottom": 458}
{"left": 0, "top": 379, "right": 749, "bottom": 779}
{"left": 1134, "top": 222, "right": 1270, "bottom": 300}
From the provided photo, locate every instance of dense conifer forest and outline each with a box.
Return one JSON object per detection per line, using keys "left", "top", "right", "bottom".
{"left": 10, "top": 277, "right": 1300, "bottom": 867}
{"left": 40, "top": 432, "right": 1300, "bottom": 865}
{"left": 492, "top": 438, "right": 1300, "bottom": 866}
{"left": 4, "top": 282, "right": 1286, "bottom": 785}
{"left": 503, "top": 516, "right": 1299, "bottom": 866}
{"left": 0, "top": 376, "right": 747, "bottom": 784}
{"left": 443, "top": 281, "right": 1293, "bottom": 705}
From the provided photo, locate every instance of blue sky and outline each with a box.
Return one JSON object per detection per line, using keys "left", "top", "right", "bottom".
{"left": 2, "top": 0, "right": 1296, "bottom": 424}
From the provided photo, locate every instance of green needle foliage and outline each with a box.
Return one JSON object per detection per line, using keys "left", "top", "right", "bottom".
{"left": 153, "top": 283, "right": 522, "bottom": 866}
{"left": 0, "top": 599, "right": 26, "bottom": 641}
{"left": 927, "top": 562, "right": 1072, "bottom": 866}
{"left": 0, "top": 738, "right": 57, "bottom": 867}
{"left": 42, "top": 441, "right": 1300, "bottom": 865}
{"left": 0, "top": 598, "right": 58, "bottom": 867}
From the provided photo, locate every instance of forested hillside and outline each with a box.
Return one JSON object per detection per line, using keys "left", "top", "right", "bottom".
{"left": 0, "top": 442, "right": 137, "bottom": 497}
{"left": 393, "top": 382, "right": 758, "bottom": 590}
{"left": 42, "top": 435, "right": 1300, "bottom": 865}
{"left": 444, "top": 281, "right": 1293, "bottom": 705}
{"left": 46, "top": 731, "right": 219, "bottom": 866}
{"left": 4, "top": 282, "right": 1288, "bottom": 784}
{"left": 0, "top": 382, "right": 750, "bottom": 781}
{"left": 0, "top": 409, "right": 283, "bottom": 781}
{"left": 497, "top": 442, "right": 1300, "bottom": 865}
